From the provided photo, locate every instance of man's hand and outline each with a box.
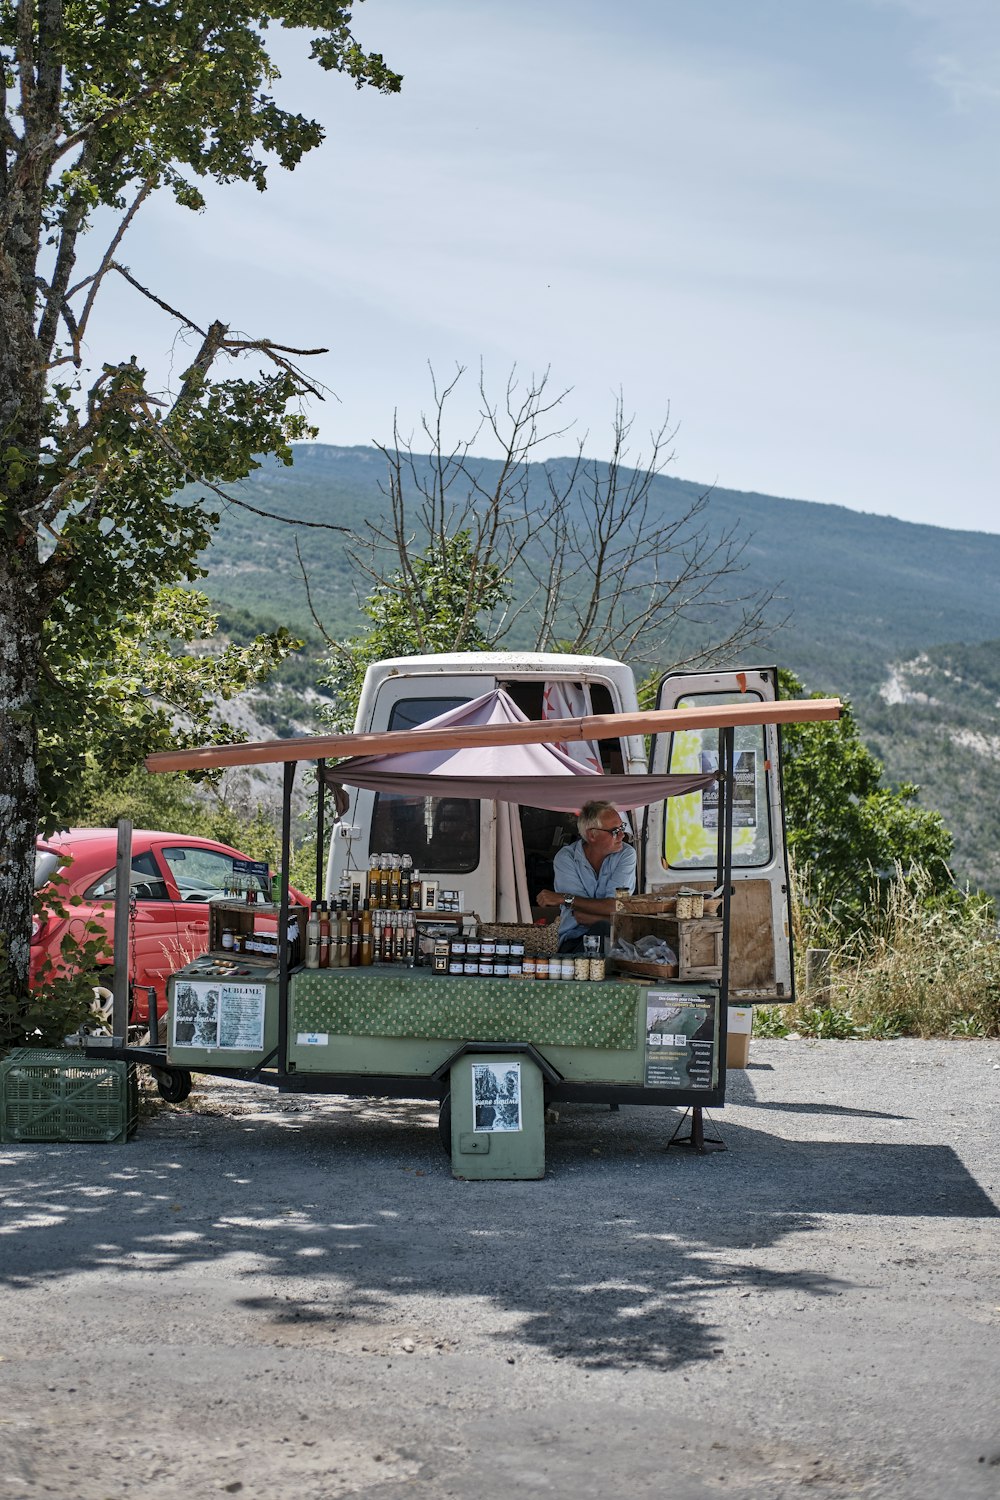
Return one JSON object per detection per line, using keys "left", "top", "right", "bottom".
{"left": 536, "top": 889, "right": 563, "bottom": 908}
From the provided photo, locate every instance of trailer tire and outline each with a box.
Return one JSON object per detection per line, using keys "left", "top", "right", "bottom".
{"left": 438, "top": 1092, "right": 452, "bottom": 1155}
{"left": 153, "top": 1068, "right": 192, "bottom": 1105}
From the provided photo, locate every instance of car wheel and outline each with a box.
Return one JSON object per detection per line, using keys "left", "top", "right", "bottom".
{"left": 152, "top": 1068, "right": 192, "bottom": 1104}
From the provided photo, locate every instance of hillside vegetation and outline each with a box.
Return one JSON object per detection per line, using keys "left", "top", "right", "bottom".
{"left": 191, "top": 444, "right": 1000, "bottom": 897}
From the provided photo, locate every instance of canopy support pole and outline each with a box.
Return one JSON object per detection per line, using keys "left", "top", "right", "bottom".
{"left": 669, "top": 724, "right": 735, "bottom": 1154}
{"left": 315, "top": 758, "right": 326, "bottom": 905}
{"left": 277, "top": 760, "right": 295, "bottom": 1077}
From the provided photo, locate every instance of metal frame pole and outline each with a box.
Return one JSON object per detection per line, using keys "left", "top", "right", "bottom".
{"left": 112, "top": 819, "right": 132, "bottom": 1042}
{"left": 277, "top": 761, "right": 295, "bottom": 1077}
{"left": 315, "top": 758, "right": 326, "bottom": 905}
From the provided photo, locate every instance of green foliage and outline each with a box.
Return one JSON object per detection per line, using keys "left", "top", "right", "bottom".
{"left": 40, "top": 589, "right": 301, "bottom": 830}
{"left": 1, "top": 5, "right": 399, "bottom": 997}
{"left": 779, "top": 669, "right": 954, "bottom": 933}
{"left": 0, "top": 874, "right": 110, "bottom": 1050}
{"left": 321, "top": 530, "right": 512, "bottom": 729}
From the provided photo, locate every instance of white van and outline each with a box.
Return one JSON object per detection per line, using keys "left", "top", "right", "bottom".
{"left": 327, "top": 652, "right": 793, "bottom": 1002}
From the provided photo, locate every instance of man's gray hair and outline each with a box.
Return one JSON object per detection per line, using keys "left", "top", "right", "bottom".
{"left": 577, "top": 801, "right": 619, "bottom": 839}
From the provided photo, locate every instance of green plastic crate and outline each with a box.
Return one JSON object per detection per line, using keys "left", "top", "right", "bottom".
{"left": 0, "top": 1049, "right": 138, "bottom": 1144}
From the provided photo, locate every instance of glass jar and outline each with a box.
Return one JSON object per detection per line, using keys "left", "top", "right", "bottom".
{"left": 221, "top": 928, "right": 234, "bottom": 951}
{"left": 535, "top": 957, "right": 549, "bottom": 981}
{"left": 522, "top": 956, "right": 537, "bottom": 980}
{"left": 574, "top": 957, "right": 590, "bottom": 981}
{"left": 463, "top": 960, "right": 479, "bottom": 977}
{"left": 589, "top": 958, "right": 606, "bottom": 981}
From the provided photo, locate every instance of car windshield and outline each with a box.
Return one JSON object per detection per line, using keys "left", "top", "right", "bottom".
{"left": 34, "top": 849, "right": 64, "bottom": 890}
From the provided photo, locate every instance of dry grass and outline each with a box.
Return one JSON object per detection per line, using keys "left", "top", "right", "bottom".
{"left": 757, "top": 867, "right": 1000, "bottom": 1040}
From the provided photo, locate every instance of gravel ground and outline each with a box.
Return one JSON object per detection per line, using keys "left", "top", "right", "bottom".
{"left": 1, "top": 1037, "right": 998, "bottom": 1500}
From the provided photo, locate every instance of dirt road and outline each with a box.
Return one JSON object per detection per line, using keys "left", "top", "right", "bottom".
{"left": 2, "top": 1038, "right": 998, "bottom": 1499}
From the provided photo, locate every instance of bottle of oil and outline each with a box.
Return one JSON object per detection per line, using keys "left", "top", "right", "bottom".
{"left": 349, "top": 903, "right": 361, "bottom": 966}
{"left": 318, "top": 901, "right": 331, "bottom": 969}
{"left": 400, "top": 854, "right": 412, "bottom": 910}
{"left": 337, "top": 901, "right": 351, "bottom": 967}
{"left": 360, "top": 901, "right": 373, "bottom": 966}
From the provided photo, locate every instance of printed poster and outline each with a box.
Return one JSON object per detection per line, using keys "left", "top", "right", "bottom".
{"left": 172, "top": 979, "right": 266, "bottom": 1051}
{"left": 644, "top": 990, "right": 717, "bottom": 1090}
{"left": 472, "top": 1061, "right": 522, "bottom": 1133}
{"left": 700, "top": 748, "right": 757, "bottom": 830}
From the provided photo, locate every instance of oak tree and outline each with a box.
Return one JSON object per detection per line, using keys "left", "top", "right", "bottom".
{"left": 0, "top": 1, "right": 400, "bottom": 1002}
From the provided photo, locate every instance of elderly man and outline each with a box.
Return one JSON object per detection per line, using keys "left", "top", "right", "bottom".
{"left": 536, "top": 800, "right": 636, "bottom": 954}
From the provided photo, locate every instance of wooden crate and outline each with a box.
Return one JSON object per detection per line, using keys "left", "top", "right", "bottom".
{"left": 677, "top": 918, "right": 723, "bottom": 980}
{"left": 611, "top": 912, "right": 723, "bottom": 982}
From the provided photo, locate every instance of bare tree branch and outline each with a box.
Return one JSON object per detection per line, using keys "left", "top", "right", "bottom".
{"left": 334, "top": 367, "right": 780, "bottom": 674}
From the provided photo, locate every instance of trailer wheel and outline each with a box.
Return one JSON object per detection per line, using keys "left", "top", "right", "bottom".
{"left": 153, "top": 1068, "right": 192, "bottom": 1105}
{"left": 438, "top": 1092, "right": 452, "bottom": 1155}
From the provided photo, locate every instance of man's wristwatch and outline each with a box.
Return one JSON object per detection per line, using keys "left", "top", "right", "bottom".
{"left": 562, "top": 895, "right": 575, "bottom": 909}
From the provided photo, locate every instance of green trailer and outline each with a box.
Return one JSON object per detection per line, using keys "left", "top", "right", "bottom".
{"left": 88, "top": 672, "right": 840, "bottom": 1176}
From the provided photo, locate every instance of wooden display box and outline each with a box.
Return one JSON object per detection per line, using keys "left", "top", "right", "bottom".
{"left": 611, "top": 910, "right": 723, "bottom": 982}
{"left": 208, "top": 899, "right": 304, "bottom": 968}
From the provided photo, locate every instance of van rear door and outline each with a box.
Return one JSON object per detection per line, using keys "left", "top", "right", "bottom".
{"left": 643, "top": 667, "right": 793, "bottom": 1002}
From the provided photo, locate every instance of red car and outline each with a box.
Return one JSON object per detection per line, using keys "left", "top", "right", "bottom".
{"left": 32, "top": 828, "right": 306, "bottom": 1012}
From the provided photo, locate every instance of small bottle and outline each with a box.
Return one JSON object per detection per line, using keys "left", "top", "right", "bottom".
{"left": 411, "top": 868, "right": 422, "bottom": 911}
{"left": 400, "top": 854, "right": 412, "bottom": 910}
{"left": 388, "top": 854, "right": 401, "bottom": 909}
{"left": 349, "top": 904, "right": 361, "bottom": 966}
{"left": 404, "top": 912, "right": 417, "bottom": 966}
{"left": 221, "top": 928, "right": 234, "bottom": 952}
{"left": 378, "top": 854, "right": 391, "bottom": 907}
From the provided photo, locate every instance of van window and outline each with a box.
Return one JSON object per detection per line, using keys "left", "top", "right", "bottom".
{"left": 662, "top": 693, "right": 773, "bottom": 870}
{"left": 369, "top": 698, "right": 480, "bottom": 873}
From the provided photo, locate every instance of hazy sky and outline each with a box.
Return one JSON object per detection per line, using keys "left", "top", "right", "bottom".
{"left": 93, "top": 0, "right": 999, "bottom": 533}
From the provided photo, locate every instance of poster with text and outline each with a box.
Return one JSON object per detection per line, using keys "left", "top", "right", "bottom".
{"left": 218, "top": 983, "right": 266, "bottom": 1050}
{"left": 643, "top": 990, "right": 717, "bottom": 1090}
{"left": 701, "top": 748, "right": 758, "bottom": 830}
{"left": 172, "top": 980, "right": 266, "bottom": 1050}
{"left": 472, "top": 1061, "right": 522, "bottom": 1132}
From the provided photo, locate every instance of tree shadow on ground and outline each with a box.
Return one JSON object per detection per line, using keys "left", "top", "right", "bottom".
{"left": 0, "top": 1092, "right": 994, "bottom": 1374}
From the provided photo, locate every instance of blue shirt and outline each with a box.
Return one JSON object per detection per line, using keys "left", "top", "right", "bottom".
{"left": 552, "top": 839, "right": 637, "bottom": 943}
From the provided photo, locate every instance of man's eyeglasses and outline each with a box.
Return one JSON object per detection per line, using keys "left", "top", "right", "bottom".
{"left": 599, "top": 823, "right": 629, "bottom": 838}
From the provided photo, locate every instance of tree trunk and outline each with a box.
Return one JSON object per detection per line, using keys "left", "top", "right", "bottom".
{"left": 0, "top": 540, "right": 42, "bottom": 1000}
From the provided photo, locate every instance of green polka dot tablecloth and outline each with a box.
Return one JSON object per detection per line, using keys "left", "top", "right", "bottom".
{"left": 291, "top": 969, "right": 639, "bottom": 1050}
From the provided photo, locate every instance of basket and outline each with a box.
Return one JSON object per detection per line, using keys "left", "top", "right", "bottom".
{"left": 0, "top": 1048, "right": 138, "bottom": 1144}
{"left": 611, "top": 958, "right": 680, "bottom": 981}
{"left": 615, "top": 895, "right": 677, "bottom": 915}
{"left": 477, "top": 921, "right": 560, "bottom": 956}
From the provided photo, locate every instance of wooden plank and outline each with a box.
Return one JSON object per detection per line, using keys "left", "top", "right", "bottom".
{"left": 145, "top": 697, "right": 841, "bottom": 775}
{"left": 728, "top": 880, "right": 776, "bottom": 991}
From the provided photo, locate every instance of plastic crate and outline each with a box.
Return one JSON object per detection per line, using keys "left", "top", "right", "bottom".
{"left": 0, "top": 1049, "right": 138, "bottom": 1144}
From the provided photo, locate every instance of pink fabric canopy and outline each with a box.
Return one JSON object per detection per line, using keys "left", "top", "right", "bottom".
{"left": 326, "top": 689, "right": 717, "bottom": 813}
